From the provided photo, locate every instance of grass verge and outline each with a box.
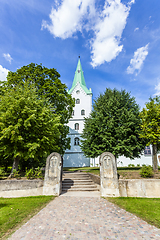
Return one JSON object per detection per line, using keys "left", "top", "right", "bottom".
{"left": 107, "top": 197, "right": 160, "bottom": 228}
{"left": 63, "top": 167, "right": 160, "bottom": 179}
{"left": 63, "top": 167, "right": 141, "bottom": 177}
{"left": 0, "top": 195, "right": 55, "bottom": 239}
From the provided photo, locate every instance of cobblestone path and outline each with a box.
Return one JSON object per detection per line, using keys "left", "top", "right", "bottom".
{"left": 9, "top": 196, "right": 160, "bottom": 240}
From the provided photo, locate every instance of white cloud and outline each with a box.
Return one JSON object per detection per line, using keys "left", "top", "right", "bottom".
{"left": 91, "top": 0, "right": 134, "bottom": 67}
{"left": 42, "top": 0, "right": 134, "bottom": 67}
{"left": 127, "top": 44, "right": 149, "bottom": 75}
{"left": 42, "top": 0, "right": 95, "bottom": 39}
{"left": 0, "top": 65, "right": 9, "bottom": 81}
{"left": 3, "top": 53, "right": 13, "bottom": 64}
{"left": 154, "top": 81, "right": 160, "bottom": 96}
{"left": 134, "top": 27, "right": 139, "bottom": 32}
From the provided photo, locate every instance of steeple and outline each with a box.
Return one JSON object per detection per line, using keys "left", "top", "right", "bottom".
{"left": 68, "top": 57, "right": 92, "bottom": 95}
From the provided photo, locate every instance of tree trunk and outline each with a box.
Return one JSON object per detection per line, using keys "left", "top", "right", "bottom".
{"left": 9, "top": 157, "right": 19, "bottom": 178}
{"left": 152, "top": 144, "right": 158, "bottom": 172}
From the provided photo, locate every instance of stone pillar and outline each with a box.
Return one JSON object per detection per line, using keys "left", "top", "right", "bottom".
{"left": 99, "top": 152, "right": 120, "bottom": 197}
{"left": 43, "top": 152, "right": 62, "bottom": 196}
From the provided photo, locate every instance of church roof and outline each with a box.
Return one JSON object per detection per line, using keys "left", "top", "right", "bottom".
{"left": 68, "top": 58, "right": 92, "bottom": 95}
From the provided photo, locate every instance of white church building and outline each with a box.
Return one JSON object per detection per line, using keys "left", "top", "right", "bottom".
{"left": 63, "top": 58, "right": 92, "bottom": 167}
{"left": 63, "top": 58, "right": 159, "bottom": 168}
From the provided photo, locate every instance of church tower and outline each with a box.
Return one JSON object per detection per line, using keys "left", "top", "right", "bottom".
{"left": 63, "top": 58, "right": 92, "bottom": 167}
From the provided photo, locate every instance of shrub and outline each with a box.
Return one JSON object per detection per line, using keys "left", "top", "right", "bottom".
{"left": 12, "top": 169, "right": 21, "bottom": 179}
{"left": 128, "top": 164, "right": 135, "bottom": 167}
{"left": 25, "top": 168, "right": 34, "bottom": 179}
{"left": 140, "top": 165, "right": 153, "bottom": 178}
{"left": 0, "top": 168, "right": 5, "bottom": 176}
{"left": 0, "top": 168, "right": 6, "bottom": 179}
{"left": 34, "top": 167, "right": 43, "bottom": 179}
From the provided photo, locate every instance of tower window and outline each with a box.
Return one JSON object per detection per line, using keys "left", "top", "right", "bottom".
{"left": 76, "top": 99, "right": 80, "bottom": 104}
{"left": 76, "top": 90, "right": 80, "bottom": 94}
{"left": 144, "top": 146, "right": 151, "bottom": 155}
{"left": 75, "top": 123, "right": 79, "bottom": 130}
{"left": 74, "top": 137, "right": 79, "bottom": 145}
{"left": 81, "top": 109, "right": 85, "bottom": 115}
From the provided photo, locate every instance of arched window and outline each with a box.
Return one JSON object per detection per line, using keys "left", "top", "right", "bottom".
{"left": 144, "top": 146, "right": 151, "bottom": 155}
{"left": 74, "top": 137, "right": 79, "bottom": 145}
{"left": 76, "top": 99, "right": 80, "bottom": 104}
{"left": 75, "top": 123, "right": 79, "bottom": 130}
{"left": 81, "top": 109, "right": 85, "bottom": 115}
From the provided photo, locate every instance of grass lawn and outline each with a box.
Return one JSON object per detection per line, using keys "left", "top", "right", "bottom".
{"left": 0, "top": 195, "right": 55, "bottom": 239}
{"left": 63, "top": 167, "right": 160, "bottom": 179}
{"left": 63, "top": 167, "right": 140, "bottom": 177}
{"left": 107, "top": 197, "right": 160, "bottom": 228}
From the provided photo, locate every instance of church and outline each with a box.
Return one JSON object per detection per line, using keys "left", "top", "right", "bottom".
{"left": 63, "top": 58, "right": 158, "bottom": 168}
{"left": 63, "top": 58, "right": 92, "bottom": 167}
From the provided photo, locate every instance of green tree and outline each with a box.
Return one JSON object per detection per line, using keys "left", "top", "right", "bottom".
{"left": 3, "top": 63, "right": 74, "bottom": 154}
{"left": 139, "top": 96, "right": 160, "bottom": 171}
{"left": 0, "top": 82, "right": 61, "bottom": 175}
{"left": 81, "top": 88, "right": 146, "bottom": 161}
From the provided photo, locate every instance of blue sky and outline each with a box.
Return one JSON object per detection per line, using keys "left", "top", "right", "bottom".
{"left": 1, "top": 0, "right": 160, "bottom": 109}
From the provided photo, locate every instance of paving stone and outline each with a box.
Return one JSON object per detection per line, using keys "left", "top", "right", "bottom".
{"left": 9, "top": 196, "right": 160, "bottom": 240}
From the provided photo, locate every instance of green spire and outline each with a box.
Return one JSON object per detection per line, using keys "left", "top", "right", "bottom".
{"left": 68, "top": 58, "right": 92, "bottom": 95}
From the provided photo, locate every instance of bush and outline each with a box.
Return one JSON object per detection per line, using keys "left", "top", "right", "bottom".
{"left": 34, "top": 167, "right": 43, "bottom": 179}
{"left": 140, "top": 165, "right": 153, "bottom": 178}
{"left": 128, "top": 164, "right": 135, "bottom": 167}
{"left": 25, "top": 167, "right": 44, "bottom": 179}
{"left": 25, "top": 168, "right": 34, "bottom": 179}
{"left": 12, "top": 169, "right": 21, "bottom": 179}
{"left": 0, "top": 168, "right": 5, "bottom": 176}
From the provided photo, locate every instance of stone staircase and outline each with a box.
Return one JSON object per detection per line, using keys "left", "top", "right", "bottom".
{"left": 62, "top": 171, "right": 99, "bottom": 193}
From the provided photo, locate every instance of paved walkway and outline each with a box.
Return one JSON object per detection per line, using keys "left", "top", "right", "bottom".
{"left": 9, "top": 195, "right": 160, "bottom": 240}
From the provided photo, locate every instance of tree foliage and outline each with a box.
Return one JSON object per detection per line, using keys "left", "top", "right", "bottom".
{"left": 81, "top": 88, "right": 145, "bottom": 159}
{"left": 0, "top": 82, "right": 61, "bottom": 171}
{"left": 3, "top": 63, "right": 75, "bottom": 154}
{"left": 139, "top": 96, "right": 160, "bottom": 171}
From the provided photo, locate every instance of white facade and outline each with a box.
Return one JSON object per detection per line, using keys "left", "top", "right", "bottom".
{"left": 91, "top": 146, "right": 160, "bottom": 167}
{"left": 63, "top": 59, "right": 159, "bottom": 168}
{"left": 63, "top": 59, "right": 92, "bottom": 167}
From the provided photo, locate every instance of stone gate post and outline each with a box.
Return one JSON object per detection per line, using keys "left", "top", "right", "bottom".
{"left": 43, "top": 152, "right": 62, "bottom": 196}
{"left": 99, "top": 152, "right": 120, "bottom": 197}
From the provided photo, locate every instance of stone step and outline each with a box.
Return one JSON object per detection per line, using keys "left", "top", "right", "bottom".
{"left": 62, "top": 178, "right": 91, "bottom": 181}
{"left": 63, "top": 174, "right": 89, "bottom": 178}
{"left": 62, "top": 183, "right": 98, "bottom": 188}
{"left": 63, "top": 172, "right": 88, "bottom": 175}
{"left": 62, "top": 187, "right": 98, "bottom": 192}
{"left": 63, "top": 172, "right": 87, "bottom": 174}
{"left": 62, "top": 179, "right": 94, "bottom": 182}
{"left": 63, "top": 172, "right": 87, "bottom": 173}
{"left": 62, "top": 184, "right": 97, "bottom": 188}
{"left": 63, "top": 175, "right": 90, "bottom": 177}
{"left": 62, "top": 171, "right": 99, "bottom": 192}
{"left": 62, "top": 181, "right": 94, "bottom": 186}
